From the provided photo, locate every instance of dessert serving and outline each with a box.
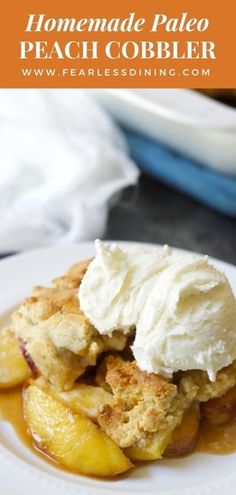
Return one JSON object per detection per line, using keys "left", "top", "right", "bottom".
{"left": 1, "top": 240, "right": 236, "bottom": 479}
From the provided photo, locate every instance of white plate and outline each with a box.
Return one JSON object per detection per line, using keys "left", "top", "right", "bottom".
{"left": 1, "top": 241, "right": 236, "bottom": 495}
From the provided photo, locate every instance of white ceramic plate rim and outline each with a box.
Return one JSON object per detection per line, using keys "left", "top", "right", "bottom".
{"left": 1, "top": 241, "right": 236, "bottom": 495}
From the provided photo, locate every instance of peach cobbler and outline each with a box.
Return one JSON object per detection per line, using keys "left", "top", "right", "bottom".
{"left": 1, "top": 241, "right": 236, "bottom": 478}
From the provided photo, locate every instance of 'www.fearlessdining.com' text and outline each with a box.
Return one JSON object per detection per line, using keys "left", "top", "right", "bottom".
{"left": 21, "top": 67, "right": 211, "bottom": 78}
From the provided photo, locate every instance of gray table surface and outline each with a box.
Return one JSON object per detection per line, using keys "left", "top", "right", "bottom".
{"left": 0, "top": 174, "right": 235, "bottom": 265}
{"left": 105, "top": 174, "right": 236, "bottom": 265}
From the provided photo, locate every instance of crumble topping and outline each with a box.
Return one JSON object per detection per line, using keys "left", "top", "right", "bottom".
{"left": 12, "top": 260, "right": 128, "bottom": 390}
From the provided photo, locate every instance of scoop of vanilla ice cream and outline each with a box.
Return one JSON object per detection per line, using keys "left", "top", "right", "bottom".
{"left": 79, "top": 240, "right": 236, "bottom": 381}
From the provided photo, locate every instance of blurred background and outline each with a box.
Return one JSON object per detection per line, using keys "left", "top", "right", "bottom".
{"left": 0, "top": 88, "right": 236, "bottom": 263}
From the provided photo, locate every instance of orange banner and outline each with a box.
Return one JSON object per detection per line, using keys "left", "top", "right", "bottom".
{"left": 0, "top": 0, "right": 235, "bottom": 88}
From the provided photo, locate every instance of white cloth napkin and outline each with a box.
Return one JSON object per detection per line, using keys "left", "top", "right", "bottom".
{"left": 0, "top": 90, "right": 139, "bottom": 252}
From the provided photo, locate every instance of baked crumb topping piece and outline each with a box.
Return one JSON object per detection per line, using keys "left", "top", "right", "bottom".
{"left": 52, "top": 259, "right": 92, "bottom": 289}
{"left": 97, "top": 356, "right": 191, "bottom": 454}
{"left": 12, "top": 260, "right": 128, "bottom": 391}
{"left": 180, "top": 360, "right": 236, "bottom": 403}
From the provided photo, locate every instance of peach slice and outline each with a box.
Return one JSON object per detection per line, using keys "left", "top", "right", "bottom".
{"left": 0, "top": 331, "right": 31, "bottom": 388}
{"left": 201, "top": 385, "right": 236, "bottom": 425}
{"left": 164, "top": 403, "right": 200, "bottom": 457}
{"left": 34, "top": 377, "right": 112, "bottom": 422}
{"left": 24, "top": 384, "right": 133, "bottom": 477}
{"left": 125, "top": 433, "right": 172, "bottom": 461}
{"left": 18, "top": 338, "right": 38, "bottom": 376}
